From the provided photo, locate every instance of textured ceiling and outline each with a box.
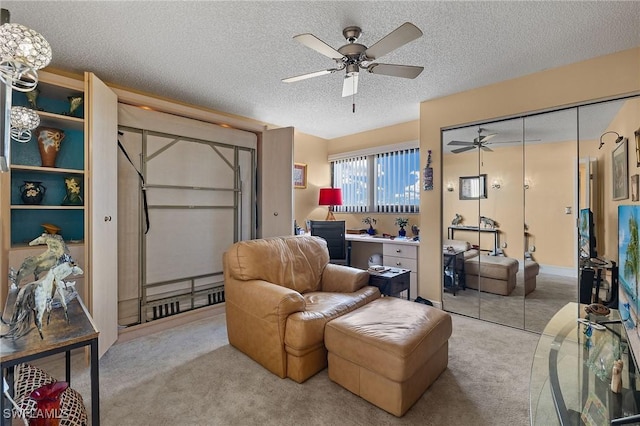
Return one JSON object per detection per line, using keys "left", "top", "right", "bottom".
{"left": 3, "top": 1, "right": 640, "bottom": 139}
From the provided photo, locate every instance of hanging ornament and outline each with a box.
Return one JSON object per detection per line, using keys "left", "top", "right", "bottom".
{"left": 423, "top": 149, "right": 433, "bottom": 191}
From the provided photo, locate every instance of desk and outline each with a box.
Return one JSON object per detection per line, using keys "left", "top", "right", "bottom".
{"left": 345, "top": 235, "right": 419, "bottom": 299}
{"left": 1, "top": 295, "right": 100, "bottom": 426}
{"left": 447, "top": 226, "right": 499, "bottom": 254}
{"left": 530, "top": 302, "right": 640, "bottom": 425}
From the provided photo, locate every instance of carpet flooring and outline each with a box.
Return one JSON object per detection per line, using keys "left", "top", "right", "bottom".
{"left": 443, "top": 272, "right": 577, "bottom": 333}
{"left": 27, "top": 309, "right": 539, "bottom": 426}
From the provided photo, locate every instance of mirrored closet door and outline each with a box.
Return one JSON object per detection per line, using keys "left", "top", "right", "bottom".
{"left": 442, "top": 95, "right": 640, "bottom": 331}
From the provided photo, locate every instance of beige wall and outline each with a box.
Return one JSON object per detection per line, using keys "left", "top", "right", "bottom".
{"left": 421, "top": 46, "right": 640, "bottom": 302}
{"left": 444, "top": 142, "right": 576, "bottom": 268}
{"left": 293, "top": 130, "right": 332, "bottom": 227}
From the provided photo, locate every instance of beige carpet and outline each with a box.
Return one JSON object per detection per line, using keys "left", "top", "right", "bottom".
{"left": 443, "top": 272, "right": 577, "bottom": 332}
{"left": 29, "top": 310, "right": 539, "bottom": 426}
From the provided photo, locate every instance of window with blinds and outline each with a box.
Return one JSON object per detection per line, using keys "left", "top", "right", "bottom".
{"left": 332, "top": 147, "right": 420, "bottom": 213}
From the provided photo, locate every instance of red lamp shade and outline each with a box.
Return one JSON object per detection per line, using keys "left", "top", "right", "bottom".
{"left": 318, "top": 188, "right": 342, "bottom": 220}
{"left": 318, "top": 188, "right": 343, "bottom": 206}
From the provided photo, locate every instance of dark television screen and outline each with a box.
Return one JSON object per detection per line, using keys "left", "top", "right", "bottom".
{"left": 579, "top": 208, "right": 597, "bottom": 259}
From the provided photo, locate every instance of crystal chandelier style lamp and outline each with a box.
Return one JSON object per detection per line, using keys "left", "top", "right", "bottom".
{"left": 10, "top": 105, "right": 40, "bottom": 142}
{"left": 0, "top": 23, "right": 52, "bottom": 92}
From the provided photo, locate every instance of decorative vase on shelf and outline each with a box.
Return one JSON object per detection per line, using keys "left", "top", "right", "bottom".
{"left": 28, "top": 381, "right": 69, "bottom": 426}
{"left": 67, "top": 95, "right": 83, "bottom": 116}
{"left": 36, "top": 127, "right": 65, "bottom": 168}
{"left": 398, "top": 227, "right": 407, "bottom": 237}
{"left": 367, "top": 225, "right": 376, "bottom": 235}
{"left": 61, "top": 176, "right": 83, "bottom": 205}
{"left": 20, "top": 181, "right": 46, "bottom": 205}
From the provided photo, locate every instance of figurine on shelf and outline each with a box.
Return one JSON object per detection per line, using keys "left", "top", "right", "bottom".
{"left": 480, "top": 215, "right": 498, "bottom": 229}
{"left": 25, "top": 87, "right": 41, "bottom": 110}
{"left": 61, "top": 176, "right": 83, "bottom": 205}
{"left": 452, "top": 213, "right": 463, "bottom": 226}
{"left": 611, "top": 359, "right": 623, "bottom": 393}
{"left": 67, "top": 95, "right": 83, "bottom": 117}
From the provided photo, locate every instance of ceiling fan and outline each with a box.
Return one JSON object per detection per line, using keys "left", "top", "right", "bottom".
{"left": 282, "top": 22, "right": 424, "bottom": 99}
{"left": 448, "top": 128, "right": 498, "bottom": 154}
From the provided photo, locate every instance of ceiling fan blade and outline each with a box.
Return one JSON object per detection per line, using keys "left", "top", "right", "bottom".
{"left": 481, "top": 146, "right": 494, "bottom": 152}
{"left": 293, "top": 33, "right": 345, "bottom": 60}
{"left": 364, "top": 22, "right": 423, "bottom": 60}
{"left": 477, "top": 133, "right": 497, "bottom": 143}
{"left": 282, "top": 69, "right": 337, "bottom": 83}
{"left": 452, "top": 146, "right": 476, "bottom": 154}
{"left": 448, "top": 141, "right": 474, "bottom": 146}
{"left": 367, "top": 63, "right": 424, "bottom": 79}
{"left": 342, "top": 73, "right": 359, "bottom": 97}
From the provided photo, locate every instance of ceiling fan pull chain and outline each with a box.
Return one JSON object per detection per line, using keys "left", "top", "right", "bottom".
{"left": 352, "top": 89, "right": 356, "bottom": 113}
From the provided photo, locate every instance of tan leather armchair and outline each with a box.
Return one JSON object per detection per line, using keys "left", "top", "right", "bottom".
{"left": 223, "top": 235, "right": 380, "bottom": 383}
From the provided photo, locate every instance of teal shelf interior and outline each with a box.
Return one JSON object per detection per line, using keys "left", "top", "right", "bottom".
{"left": 11, "top": 209, "right": 84, "bottom": 245}
{"left": 12, "top": 90, "right": 84, "bottom": 119}
{"left": 11, "top": 128, "right": 84, "bottom": 169}
{"left": 11, "top": 170, "right": 84, "bottom": 206}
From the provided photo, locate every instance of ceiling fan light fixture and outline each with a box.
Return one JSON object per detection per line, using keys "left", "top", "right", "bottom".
{"left": 0, "top": 22, "right": 52, "bottom": 91}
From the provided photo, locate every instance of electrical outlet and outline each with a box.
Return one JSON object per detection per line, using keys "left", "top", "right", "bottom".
{"left": 565, "top": 207, "right": 572, "bottom": 214}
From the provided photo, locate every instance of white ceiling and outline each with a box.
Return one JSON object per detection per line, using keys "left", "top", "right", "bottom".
{"left": 3, "top": 1, "right": 639, "bottom": 140}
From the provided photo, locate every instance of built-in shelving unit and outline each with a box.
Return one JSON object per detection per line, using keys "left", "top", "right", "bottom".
{"left": 9, "top": 78, "right": 85, "bottom": 246}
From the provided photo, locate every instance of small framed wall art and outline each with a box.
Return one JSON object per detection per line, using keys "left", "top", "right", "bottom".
{"left": 293, "top": 163, "right": 307, "bottom": 189}
{"left": 612, "top": 139, "right": 629, "bottom": 201}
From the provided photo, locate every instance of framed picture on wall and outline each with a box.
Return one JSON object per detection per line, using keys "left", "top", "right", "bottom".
{"left": 293, "top": 163, "right": 307, "bottom": 189}
{"left": 612, "top": 139, "right": 628, "bottom": 201}
{"left": 635, "top": 127, "right": 640, "bottom": 167}
{"left": 459, "top": 174, "right": 487, "bottom": 200}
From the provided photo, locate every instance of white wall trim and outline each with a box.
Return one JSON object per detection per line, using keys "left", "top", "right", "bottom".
{"left": 328, "top": 140, "right": 419, "bottom": 161}
{"left": 539, "top": 264, "right": 577, "bottom": 278}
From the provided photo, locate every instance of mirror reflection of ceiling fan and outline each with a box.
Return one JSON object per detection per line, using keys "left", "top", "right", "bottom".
{"left": 282, "top": 22, "right": 424, "bottom": 100}
{"left": 447, "top": 128, "right": 541, "bottom": 154}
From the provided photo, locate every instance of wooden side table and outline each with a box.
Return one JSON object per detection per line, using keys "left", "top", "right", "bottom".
{"left": 1, "top": 294, "right": 100, "bottom": 426}
{"left": 368, "top": 268, "right": 411, "bottom": 300}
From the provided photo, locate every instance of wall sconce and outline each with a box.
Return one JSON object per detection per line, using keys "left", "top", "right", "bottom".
{"left": 0, "top": 22, "right": 52, "bottom": 91}
{"left": 10, "top": 105, "right": 39, "bottom": 142}
{"left": 491, "top": 179, "right": 501, "bottom": 190}
{"left": 446, "top": 182, "right": 454, "bottom": 192}
{"left": 598, "top": 131, "right": 624, "bottom": 150}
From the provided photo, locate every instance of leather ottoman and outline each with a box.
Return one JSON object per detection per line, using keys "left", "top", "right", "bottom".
{"left": 524, "top": 259, "right": 540, "bottom": 295}
{"left": 324, "top": 297, "right": 452, "bottom": 416}
{"left": 464, "top": 255, "right": 519, "bottom": 295}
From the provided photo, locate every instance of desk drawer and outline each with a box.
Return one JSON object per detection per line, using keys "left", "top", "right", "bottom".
{"left": 384, "top": 255, "right": 417, "bottom": 271}
{"left": 383, "top": 244, "right": 417, "bottom": 259}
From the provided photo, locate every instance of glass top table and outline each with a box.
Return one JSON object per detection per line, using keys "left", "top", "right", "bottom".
{"left": 530, "top": 302, "right": 640, "bottom": 425}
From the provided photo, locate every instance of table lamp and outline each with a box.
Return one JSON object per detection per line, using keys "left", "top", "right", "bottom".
{"left": 318, "top": 188, "right": 342, "bottom": 220}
